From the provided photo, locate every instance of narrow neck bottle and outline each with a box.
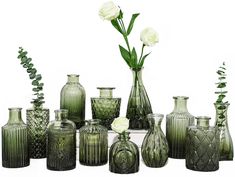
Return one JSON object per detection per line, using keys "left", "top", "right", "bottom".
{"left": 98, "top": 87, "right": 114, "bottom": 98}
{"left": 132, "top": 68, "right": 143, "bottom": 86}
{"left": 55, "top": 109, "right": 68, "bottom": 121}
{"left": 147, "top": 113, "right": 163, "bottom": 130}
{"left": 118, "top": 132, "right": 130, "bottom": 142}
{"left": 8, "top": 108, "right": 23, "bottom": 124}
{"left": 173, "top": 96, "right": 189, "bottom": 112}
{"left": 67, "top": 74, "right": 79, "bottom": 84}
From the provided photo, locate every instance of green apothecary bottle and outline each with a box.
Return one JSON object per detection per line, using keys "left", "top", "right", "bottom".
{"left": 91, "top": 87, "right": 121, "bottom": 129}
{"left": 109, "top": 132, "right": 139, "bottom": 174}
{"left": 166, "top": 96, "right": 194, "bottom": 159}
{"left": 141, "top": 113, "right": 168, "bottom": 167}
{"left": 79, "top": 119, "right": 108, "bottom": 166}
{"left": 47, "top": 109, "right": 76, "bottom": 171}
{"left": 214, "top": 103, "right": 233, "bottom": 160}
{"left": 2, "top": 108, "right": 30, "bottom": 168}
{"left": 27, "top": 102, "right": 49, "bottom": 158}
{"left": 60, "top": 74, "right": 86, "bottom": 129}
{"left": 186, "top": 116, "right": 220, "bottom": 171}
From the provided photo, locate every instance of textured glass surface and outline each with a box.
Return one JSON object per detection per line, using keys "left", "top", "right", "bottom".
{"left": 141, "top": 114, "right": 168, "bottom": 167}
{"left": 27, "top": 105, "right": 49, "bottom": 158}
{"left": 214, "top": 103, "right": 233, "bottom": 160}
{"left": 47, "top": 110, "right": 76, "bottom": 171}
{"left": 91, "top": 87, "right": 121, "bottom": 129}
{"left": 186, "top": 117, "right": 220, "bottom": 171}
{"left": 166, "top": 96, "right": 194, "bottom": 159}
{"left": 79, "top": 119, "right": 108, "bottom": 166}
{"left": 2, "top": 108, "right": 29, "bottom": 168}
{"left": 109, "top": 132, "right": 139, "bottom": 174}
{"left": 126, "top": 68, "right": 152, "bottom": 130}
{"left": 60, "top": 74, "right": 86, "bottom": 129}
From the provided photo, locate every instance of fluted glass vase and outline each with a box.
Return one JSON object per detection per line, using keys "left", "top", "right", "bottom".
{"left": 2, "top": 108, "right": 29, "bottom": 168}
{"left": 141, "top": 114, "right": 168, "bottom": 167}
{"left": 214, "top": 103, "right": 233, "bottom": 160}
{"left": 126, "top": 68, "right": 152, "bottom": 130}
{"left": 27, "top": 103, "right": 49, "bottom": 158}
{"left": 47, "top": 109, "right": 76, "bottom": 171}
{"left": 109, "top": 132, "right": 139, "bottom": 174}
{"left": 60, "top": 74, "right": 86, "bottom": 129}
{"left": 91, "top": 87, "right": 121, "bottom": 129}
{"left": 79, "top": 119, "right": 108, "bottom": 166}
{"left": 166, "top": 96, "right": 194, "bottom": 159}
{"left": 186, "top": 116, "right": 220, "bottom": 171}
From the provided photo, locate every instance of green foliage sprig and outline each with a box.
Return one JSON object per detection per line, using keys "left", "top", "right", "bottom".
{"left": 17, "top": 47, "right": 44, "bottom": 107}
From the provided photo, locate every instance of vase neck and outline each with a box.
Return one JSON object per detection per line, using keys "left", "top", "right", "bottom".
{"left": 147, "top": 113, "right": 163, "bottom": 130}
{"left": 131, "top": 68, "right": 143, "bottom": 86}
{"left": 196, "top": 116, "right": 211, "bottom": 129}
{"left": 173, "top": 96, "right": 189, "bottom": 112}
{"left": 67, "top": 74, "right": 79, "bottom": 83}
{"left": 8, "top": 108, "right": 23, "bottom": 124}
{"left": 118, "top": 132, "right": 130, "bottom": 142}
{"left": 97, "top": 87, "right": 114, "bottom": 98}
{"left": 86, "top": 119, "right": 101, "bottom": 126}
{"left": 55, "top": 109, "right": 68, "bottom": 121}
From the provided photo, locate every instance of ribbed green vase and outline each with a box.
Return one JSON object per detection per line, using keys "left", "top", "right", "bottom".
{"left": 79, "top": 119, "right": 108, "bottom": 166}
{"left": 2, "top": 108, "right": 29, "bottom": 168}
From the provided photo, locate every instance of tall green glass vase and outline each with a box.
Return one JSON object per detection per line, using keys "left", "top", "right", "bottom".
{"left": 47, "top": 109, "right": 76, "bottom": 171}
{"left": 214, "top": 103, "right": 233, "bottom": 160}
{"left": 27, "top": 103, "right": 49, "bottom": 158}
{"left": 79, "top": 119, "right": 108, "bottom": 166}
{"left": 60, "top": 74, "right": 86, "bottom": 129}
{"left": 126, "top": 68, "right": 152, "bottom": 130}
{"left": 2, "top": 108, "right": 29, "bottom": 168}
{"left": 141, "top": 114, "right": 168, "bottom": 167}
{"left": 109, "top": 132, "right": 139, "bottom": 174}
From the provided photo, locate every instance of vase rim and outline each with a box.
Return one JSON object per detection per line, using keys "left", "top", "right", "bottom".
{"left": 173, "top": 96, "right": 189, "bottom": 100}
{"left": 8, "top": 107, "right": 22, "bottom": 111}
{"left": 67, "top": 74, "right": 79, "bottom": 77}
{"left": 214, "top": 102, "right": 230, "bottom": 106}
{"left": 86, "top": 119, "right": 101, "bottom": 124}
{"left": 97, "top": 87, "right": 115, "bottom": 90}
{"left": 196, "top": 116, "right": 211, "bottom": 120}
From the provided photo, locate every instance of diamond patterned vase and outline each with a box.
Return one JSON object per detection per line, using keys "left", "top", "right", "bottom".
{"left": 27, "top": 103, "right": 49, "bottom": 158}
{"left": 186, "top": 116, "right": 220, "bottom": 172}
{"left": 47, "top": 109, "right": 76, "bottom": 171}
{"left": 91, "top": 87, "right": 121, "bottom": 129}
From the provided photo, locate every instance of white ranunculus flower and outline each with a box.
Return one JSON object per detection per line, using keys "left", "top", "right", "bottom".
{"left": 111, "top": 117, "right": 129, "bottom": 134}
{"left": 99, "top": 1, "right": 120, "bottom": 21}
{"left": 140, "top": 27, "right": 159, "bottom": 46}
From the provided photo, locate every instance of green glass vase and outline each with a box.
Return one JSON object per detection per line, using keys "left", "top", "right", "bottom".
{"left": 27, "top": 103, "right": 49, "bottom": 158}
{"left": 47, "top": 109, "right": 76, "bottom": 171}
{"left": 91, "top": 87, "right": 121, "bottom": 129}
{"left": 2, "top": 108, "right": 30, "bottom": 168}
{"left": 126, "top": 68, "right": 152, "bottom": 130}
{"left": 141, "top": 114, "right": 168, "bottom": 167}
{"left": 60, "top": 74, "right": 86, "bottom": 129}
{"left": 214, "top": 103, "right": 233, "bottom": 160}
{"left": 186, "top": 116, "right": 220, "bottom": 171}
{"left": 79, "top": 119, "right": 108, "bottom": 166}
{"left": 109, "top": 132, "right": 139, "bottom": 174}
{"left": 166, "top": 96, "right": 194, "bottom": 159}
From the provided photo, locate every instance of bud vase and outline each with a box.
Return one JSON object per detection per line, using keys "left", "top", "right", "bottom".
{"left": 60, "top": 74, "right": 86, "bottom": 129}
{"left": 141, "top": 114, "right": 168, "bottom": 167}
{"left": 91, "top": 87, "right": 121, "bottom": 129}
{"left": 2, "top": 108, "right": 29, "bottom": 168}
{"left": 214, "top": 103, "right": 233, "bottom": 160}
{"left": 166, "top": 96, "right": 194, "bottom": 159}
{"left": 47, "top": 109, "right": 76, "bottom": 171}
{"left": 186, "top": 116, "right": 220, "bottom": 171}
{"left": 126, "top": 68, "right": 152, "bottom": 129}
{"left": 27, "top": 103, "right": 49, "bottom": 158}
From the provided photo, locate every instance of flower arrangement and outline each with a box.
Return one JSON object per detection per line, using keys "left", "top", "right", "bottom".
{"left": 99, "top": 1, "right": 158, "bottom": 69}
{"left": 111, "top": 117, "right": 129, "bottom": 134}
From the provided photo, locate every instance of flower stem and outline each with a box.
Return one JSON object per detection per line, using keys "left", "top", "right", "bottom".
{"left": 139, "top": 44, "right": 145, "bottom": 64}
{"left": 118, "top": 19, "right": 131, "bottom": 55}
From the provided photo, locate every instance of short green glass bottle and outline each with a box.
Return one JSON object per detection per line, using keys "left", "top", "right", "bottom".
{"left": 109, "top": 132, "right": 139, "bottom": 174}
{"left": 91, "top": 87, "right": 121, "bottom": 129}
{"left": 60, "top": 74, "right": 86, "bottom": 129}
{"left": 2, "top": 108, "right": 30, "bottom": 168}
{"left": 27, "top": 102, "right": 49, "bottom": 159}
{"left": 47, "top": 109, "right": 76, "bottom": 171}
{"left": 166, "top": 96, "right": 194, "bottom": 159}
{"left": 141, "top": 113, "right": 168, "bottom": 167}
{"left": 186, "top": 116, "right": 220, "bottom": 172}
{"left": 79, "top": 119, "right": 108, "bottom": 166}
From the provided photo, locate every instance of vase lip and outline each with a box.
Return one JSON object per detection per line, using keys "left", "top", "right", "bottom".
{"left": 173, "top": 96, "right": 189, "bottom": 100}
{"left": 147, "top": 113, "right": 164, "bottom": 118}
{"left": 214, "top": 102, "right": 230, "bottom": 106}
{"left": 8, "top": 107, "right": 22, "bottom": 111}
{"left": 97, "top": 87, "right": 115, "bottom": 90}
{"left": 86, "top": 119, "right": 101, "bottom": 124}
{"left": 196, "top": 116, "right": 211, "bottom": 120}
{"left": 67, "top": 74, "right": 79, "bottom": 77}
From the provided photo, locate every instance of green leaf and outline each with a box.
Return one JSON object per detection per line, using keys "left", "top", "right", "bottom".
{"left": 127, "top": 13, "right": 139, "bottom": 35}
{"left": 32, "top": 80, "right": 39, "bottom": 86}
{"left": 111, "top": 19, "right": 122, "bottom": 34}
{"left": 35, "top": 74, "right": 42, "bottom": 81}
{"left": 38, "top": 83, "right": 44, "bottom": 87}
{"left": 26, "top": 58, "right": 32, "bottom": 63}
{"left": 30, "top": 68, "right": 37, "bottom": 74}
{"left": 29, "top": 73, "right": 36, "bottom": 79}
{"left": 33, "top": 88, "right": 39, "bottom": 92}
{"left": 217, "top": 82, "right": 226, "bottom": 88}
{"left": 23, "top": 63, "right": 28, "bottom": 68}
{"left": 219, "top": 76, "right": 226, "bottom": 80}
{"left": 217, "top": 70, "right": 225, "bottom": 75}
{"left": 119, "top": 45, "right": 131, "bottom": 67}
{"left": 118, "top": 10, "right": 123, "bottom": 19}
{"left": 215, "top": 91, "right": 228, "bottom": 94}
{"left": 219, "top": 66, "right": 226, "bottom": 70}
{"left": 20, "top": 57, "right": 27, "bottom": 64}
{"left": 138, "top": 52, "right": 151, "bottom": 67}
{"left": 131, "top": 47, "right": 137, "bottom": 67}
{"left": 28, "top": 63, "right": 34, "bottom": 69}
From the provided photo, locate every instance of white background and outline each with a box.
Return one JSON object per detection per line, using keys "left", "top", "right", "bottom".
{"left": 0, "top": 0, "right": 234, "bottom": 176}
